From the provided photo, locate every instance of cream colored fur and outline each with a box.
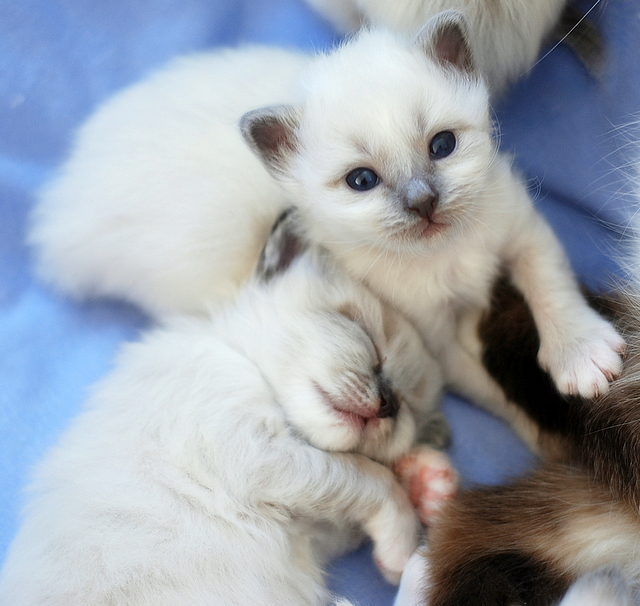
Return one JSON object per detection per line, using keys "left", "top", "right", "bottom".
{"left": 30, "top": 46, "right": 309, "bottom": 316}
{"left": 301, "top": 0, "right": 567, "bottom": 92}
{"left": 558, "top": 570, "right": 633, "bottom": 606}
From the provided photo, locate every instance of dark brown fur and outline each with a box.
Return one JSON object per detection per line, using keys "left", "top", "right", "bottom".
{"left": 479, "top": 276, "right": 640, "bottom": 507}
{"left": 427, "top": 462, "right": 639, "bottom": 606}
{"left": 422, "top": 275, "right": 640, "bottom": 605}
{"left": 553, "top": 4, "right": 606, "bottom": 79}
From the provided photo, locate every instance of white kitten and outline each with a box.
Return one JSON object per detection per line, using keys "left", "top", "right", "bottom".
{"left": 301, "top": 0, "right": 567, "bottom": 93}
{"left": 28, "top": 13, "right": 624, "bottom": 449}
{"left": 0, "top": 218, "right": 448, "bottom": 605}
{"left": 240, "top": 13, "right": 624, "bottom": 437}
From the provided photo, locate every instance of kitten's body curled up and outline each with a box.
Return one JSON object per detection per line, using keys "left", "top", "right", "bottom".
{"left": 29, "top": 13, "right": 624, "bottom": 442}
{"left": 0, "top": 218, "right": 451, "bottom": 605}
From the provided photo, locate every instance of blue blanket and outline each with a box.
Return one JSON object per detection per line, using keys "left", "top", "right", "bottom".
{"left": 1, "top": 0, "right": 639, "bottom": 602}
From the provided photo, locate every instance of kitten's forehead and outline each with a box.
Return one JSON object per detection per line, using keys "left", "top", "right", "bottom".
{"left": 300, "top": 30, "right": 489, "bottom": 165}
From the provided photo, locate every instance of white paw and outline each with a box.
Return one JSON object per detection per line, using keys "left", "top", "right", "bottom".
{"left": 393, "top": 446, "right": 458, "bottom": 527}
{"left": 367, "top": 484, "right": 420, "bottom": 585}
{"left": 393, "top": 548, "right": 430, "bottom": 606}
{"left": 538, "top": 315, "right": 625, "bottom": 399}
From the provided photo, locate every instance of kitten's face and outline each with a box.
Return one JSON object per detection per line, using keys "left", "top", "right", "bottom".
{"left": 274, "top": 302, "right": 419, "bottom": 464}
{"left": 292, "top": 34, "right": 492, "bottom": 255}
{"left": 242, "top": 16, "right": 493, "bottom": 256}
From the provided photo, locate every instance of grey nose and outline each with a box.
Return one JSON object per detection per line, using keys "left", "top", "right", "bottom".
{"left": 404, "top": 179, "right": 438, "bottom": 221}
{"left": 406, "top": 194, "right": 438, "bottom": 220}
{"left": 376, "top": 378, "right": 400, "bottom": 419}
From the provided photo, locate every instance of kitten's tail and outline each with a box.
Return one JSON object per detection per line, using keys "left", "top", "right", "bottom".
{"left": 421, "top": 462, "right": 640, "bottom": 606}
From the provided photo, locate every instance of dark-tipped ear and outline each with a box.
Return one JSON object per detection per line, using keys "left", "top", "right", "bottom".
{"left": 255, "top": 208, "right": 308, "bottom": 282}
{"left": 240, "top": 105, "right": 301, "bottom": 175}
{"left": 416, "top": 10, "right": 475, "bottom": 75}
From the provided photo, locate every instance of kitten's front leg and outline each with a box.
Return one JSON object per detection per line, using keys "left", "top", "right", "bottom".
{"left": 363, "top": 475, "right": 422, "bottom": 584}
{"left": 264, "top": 446, "right": 420, "bottom": 584}
{"left": 506, "top": 210, "right": 625, "bottom": 398}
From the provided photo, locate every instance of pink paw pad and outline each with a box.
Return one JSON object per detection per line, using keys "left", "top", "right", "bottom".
{"left": 393, "top": 446, "right": 458, "bottom": 526}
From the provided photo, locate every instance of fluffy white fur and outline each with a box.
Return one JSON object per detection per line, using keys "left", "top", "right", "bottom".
{"left": 28, "top": 14, "right": 624, "bottom": 445}
{"left": 0, "top": 237, "right": 449, "bottom": 605}
{"left": 558, "top": 570, "right": 633, "bottom": 606}
{"left": 30, "top": 46, "right": 309, "bottom": 316}
{"left": 241, "top": 15, "right": 624, "bottom": 427}
{"left": 301, "top": 0, "right": 567, "bottom": 92}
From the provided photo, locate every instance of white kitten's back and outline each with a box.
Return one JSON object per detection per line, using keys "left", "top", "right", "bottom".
{"left": 30, "top": 47, "right": 307, "bottom": 316}
{"left": 302, "top": 0, "right": 567, "bottom": 92}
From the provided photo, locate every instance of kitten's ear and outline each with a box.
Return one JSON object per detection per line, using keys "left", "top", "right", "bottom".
{"left": 240, "top": 105, "right": 301, "bottom": 175}
{"left": 256, "top": 208, "right": 309, "bottom": 282}
{"left": 416, "top": 10, "right": 475, "bottom": 75}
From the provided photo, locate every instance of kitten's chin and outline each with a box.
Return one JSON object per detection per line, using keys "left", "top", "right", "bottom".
{"left": 383, "top": 220, "right": 449, "bottom": 254}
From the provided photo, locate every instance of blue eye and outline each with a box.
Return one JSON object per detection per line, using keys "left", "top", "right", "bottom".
{"left": 346, "top": 168, "right": 380, "bottom": 191}
{"left": 429, "top": 131, "right": 456, "bottom": 159}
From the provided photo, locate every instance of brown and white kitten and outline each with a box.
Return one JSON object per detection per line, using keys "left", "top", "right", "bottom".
{"left": 394, "top": 275, "right": 640, "bottom": 606}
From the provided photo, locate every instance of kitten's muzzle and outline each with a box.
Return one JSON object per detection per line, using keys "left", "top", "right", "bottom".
{"left": 376, "top": 377, "right": 399, "bottom": 419}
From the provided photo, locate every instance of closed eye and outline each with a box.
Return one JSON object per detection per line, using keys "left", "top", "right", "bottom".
{"left": 337, "top": 305, "right": 384, "bottom": 372}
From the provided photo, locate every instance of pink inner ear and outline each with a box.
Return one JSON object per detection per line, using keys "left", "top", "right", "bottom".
{"left": 251, "top": 115, "right": 297, "bottom": 163}
{"left": 433, "top": 24, "right": 473, "bottom": 72}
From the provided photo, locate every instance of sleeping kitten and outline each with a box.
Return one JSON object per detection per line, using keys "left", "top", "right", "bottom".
{"left": 392, "top": 276, "right": 640, "bottom": 606}
{"left": 28, "top": 12, "right": 624, "bottom": 447}
{"left": 0, "top": 214, "right": 452, "bottom": 605}
{"left": 300, "top": 0, "right": 569, "bottom": 93}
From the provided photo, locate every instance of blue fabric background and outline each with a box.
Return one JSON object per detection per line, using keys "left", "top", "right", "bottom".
{"left": 0, "top": 0, "right": 638, "bottom": 603}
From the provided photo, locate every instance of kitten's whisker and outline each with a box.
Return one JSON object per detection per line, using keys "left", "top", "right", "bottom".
{"left": 525, "top": 0, "right": 603, "bottom": 74}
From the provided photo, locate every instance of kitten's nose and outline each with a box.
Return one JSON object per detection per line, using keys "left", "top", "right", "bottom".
{"left": 376, "top": 378, "right": 399, "bottom": 419}
{"left": 405, "top": 179, "right": 438, "bottom": 221}
{"left": 406, "top": 194, "right": 438, "bottom": 221}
